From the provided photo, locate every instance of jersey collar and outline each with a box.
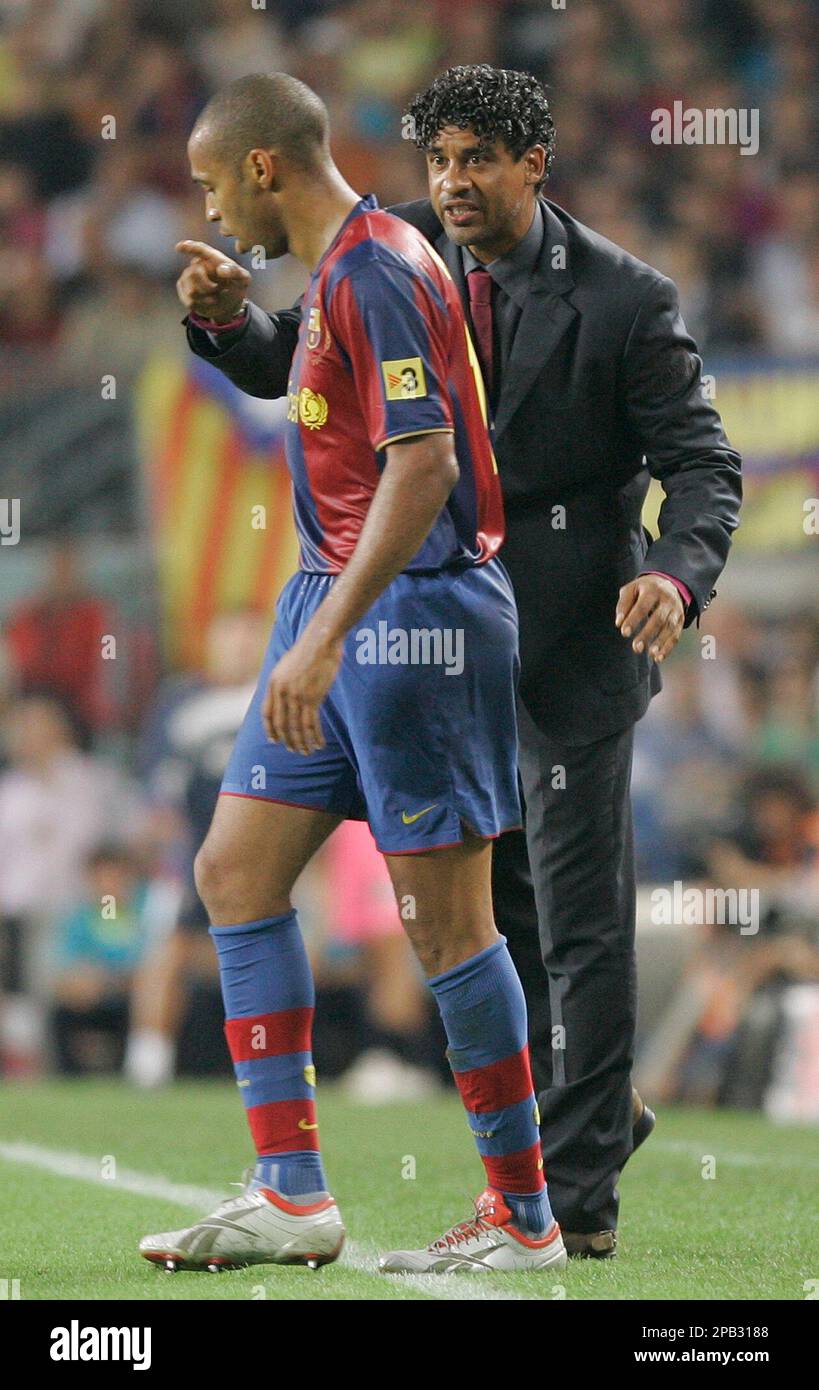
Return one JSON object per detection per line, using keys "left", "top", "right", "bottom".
{"left": 313, "top": 193, "right": 379, "bottom": 277}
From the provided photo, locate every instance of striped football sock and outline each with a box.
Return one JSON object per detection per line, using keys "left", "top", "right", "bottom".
{"left": 428, "top": 937, "right": 553, "bottom": 1235}
{"left": 210, "top": 910, "right": 328, "bottom": 1202}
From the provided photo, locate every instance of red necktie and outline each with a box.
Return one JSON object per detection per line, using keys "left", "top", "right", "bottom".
{"left": 467, "top": 267, "right": 494, "bottom": 397}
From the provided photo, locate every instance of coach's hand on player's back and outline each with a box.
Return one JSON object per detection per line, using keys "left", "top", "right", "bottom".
{"left": 176, "top": 240, "right": 250, "bottom": 323}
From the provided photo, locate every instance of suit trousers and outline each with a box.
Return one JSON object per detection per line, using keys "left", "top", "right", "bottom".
{"left": 491, "top": 698, "right": 637, "bottom": 1233}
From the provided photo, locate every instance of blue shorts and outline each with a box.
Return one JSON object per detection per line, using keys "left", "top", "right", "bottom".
{"left": 221, "top": 558, "right": 521, "bottom": 854}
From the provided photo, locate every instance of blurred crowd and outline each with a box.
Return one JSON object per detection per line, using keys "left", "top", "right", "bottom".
{"left": 1, "top": 1, "right": 817, "bottom": 1110}
{"left": 633, "top": 613, "right": 819, "bottom": 1113}
{"left": 1, "top": 0, "right": 818, "bottom": 386}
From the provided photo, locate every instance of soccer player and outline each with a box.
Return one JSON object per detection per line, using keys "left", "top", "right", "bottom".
{"left": 139, "top": 72, "right": 566, "bottom": 1276}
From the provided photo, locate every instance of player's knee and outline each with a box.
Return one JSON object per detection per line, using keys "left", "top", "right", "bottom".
{"left": 192, "top": 843, "right": 214, "bottom": 910}
{"left": 193, "top": 837, "right": 292, "bottom": 923}
{"left": 193, "top": 840, "right": 238, "bottom": 918}
{"left": 402, "top": 922, "right": 455, "bottom": 977}
{"left": 404, "top": 919, "right": 498, "bottom": 977}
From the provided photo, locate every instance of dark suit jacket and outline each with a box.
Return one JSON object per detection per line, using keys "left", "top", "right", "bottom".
{"left": 186, "top": 196, "right": 742, "bottom": 744}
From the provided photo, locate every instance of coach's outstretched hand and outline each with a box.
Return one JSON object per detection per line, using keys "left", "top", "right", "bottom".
{"left": 176, "top": 240, "right": 251, "bottom": 323}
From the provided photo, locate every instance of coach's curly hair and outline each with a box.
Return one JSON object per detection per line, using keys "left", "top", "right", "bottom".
{"left": 405, "top": 65, "right": 556, "bottom": 188}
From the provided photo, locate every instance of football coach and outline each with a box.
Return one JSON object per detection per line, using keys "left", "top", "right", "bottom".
{"left": 176, "top": 65, "right": 742, "bottom": 1256}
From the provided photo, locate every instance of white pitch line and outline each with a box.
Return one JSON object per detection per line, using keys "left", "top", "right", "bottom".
{"left": 0, "top": 1140, "right": 227, "bottom": 1208}
{"left": 650, "top": 1138, "right": 819, "bottom": 1170}
{"left": 0, "top": 1140, "right": 533, "bottom": 1302}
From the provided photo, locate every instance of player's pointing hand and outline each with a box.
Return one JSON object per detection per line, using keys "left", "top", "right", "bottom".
{"left": 175, "top": 240, "right": 251, "bottom": 323}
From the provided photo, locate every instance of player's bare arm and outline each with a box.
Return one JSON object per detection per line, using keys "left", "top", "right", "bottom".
{"left": 175, "top": 240, "right": 250, "bottom": 323}
{"left": 262, "top": 431, "right": 459, "bottom": 755}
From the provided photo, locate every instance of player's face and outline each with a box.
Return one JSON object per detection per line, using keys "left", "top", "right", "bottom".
{"left": 425, "top": 126, "right": 545, "bottom": 260}
{"left": 188, "top": 132, "right": 288, "bottom": 259}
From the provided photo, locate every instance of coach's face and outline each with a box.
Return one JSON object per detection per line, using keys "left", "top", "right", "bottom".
{"left": 425, "top": 125, "right": 546, "bottom": 261}
{"left": 188, "top": 130, "right": 289, "bottom": 259}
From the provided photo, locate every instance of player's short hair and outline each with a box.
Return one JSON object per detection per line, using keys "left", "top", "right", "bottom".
{"left": 406, "top": 64, "right": 556, "bottom": 189}
{"left": 193, "top": 72, "right": 330, "bottom": 174}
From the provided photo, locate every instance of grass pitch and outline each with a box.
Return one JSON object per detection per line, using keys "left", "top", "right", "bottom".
{"left": 1, "top": 1080, "right": 817, "bottom": 1301}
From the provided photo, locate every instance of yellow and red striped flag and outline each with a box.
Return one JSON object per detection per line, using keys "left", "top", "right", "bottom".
{"left": 136, "top": 353, "right": 298, "bottom": 668}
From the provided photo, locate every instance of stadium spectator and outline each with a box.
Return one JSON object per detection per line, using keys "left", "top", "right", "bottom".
{"left": 0, "top": 691, "right": 146, "bottom": 1073}
{"left": 631, "top": 658, "right": 736, "bottom": 882}
{"left": 4, "top": 538, "right": 117, "bottom": 741}
{"left": 752, "top": 168, "right": 819, "bottom": 354}
{"left": 49, "top": 842, "right": 175, "bottom": 1075}
{"left": 0, "top": 65, "right": 93, "bottom": 202}
{"left": 0, "top": 159, "right": 44, "bottom": 251}
{"left": 0, "top": 245, "right": 59, "bottom": 347}
{"left": 194, "top": 0, "right": 293, "bottom": 91}
{"left": 639, "top": 769, "right": 819, "bottom": 1106}
{"left": 0, "top": 693, "right": 145, "bottom": 932}
{"left": 55, "top": 261, "right": 185, "bottom": 385}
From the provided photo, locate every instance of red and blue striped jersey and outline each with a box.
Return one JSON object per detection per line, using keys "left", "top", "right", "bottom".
{"left": 284, "top": 194, "right": 504, "bottom": 574}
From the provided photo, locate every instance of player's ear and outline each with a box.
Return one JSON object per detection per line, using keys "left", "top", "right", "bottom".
{"left": 523, "top": 144, "right": 546, "bottom": 187}
{"left": 248, "top": 148, "right": 279, "bottom": 191}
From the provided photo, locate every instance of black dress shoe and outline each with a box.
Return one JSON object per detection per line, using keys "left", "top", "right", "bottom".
{"left": 563, "top": 1229, "right": 617, "bottom": 1259}
{"left": 563, "top": 1092, "right": 656, "bottom": 1258}
{"left": 631, "top": 1087, "right": 656, "bottom": 1153}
